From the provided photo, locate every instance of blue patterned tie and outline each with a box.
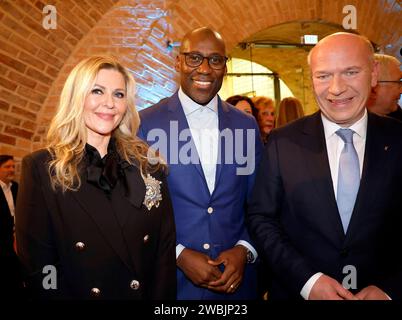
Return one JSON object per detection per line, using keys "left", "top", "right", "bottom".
{"left": 336, "top": 129, "right": 360, "bottom": 233}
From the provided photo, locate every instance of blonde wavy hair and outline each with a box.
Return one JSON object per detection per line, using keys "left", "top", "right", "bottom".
{"left": 47, "top": 55, "right": 162, "bottom": 192}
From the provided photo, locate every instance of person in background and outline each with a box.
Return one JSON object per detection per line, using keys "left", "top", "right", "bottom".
{"left": 248, "top": 32, "right": 402, "bottom": 300}
{"left": 16, "top": 55, "right": 176, "bottom": 300}
{"left": 226, "top": 95, "right": 258, "bottom": 119}
{"left": 139, "top": 27, "right": 262, "bottom": 300}
{"left": 0, "top": 154, "right": 24, "bottom": 297}
{"left": 252, "top": 96, "right": 275, "bottom": 144}
{"left": 276, "top": 97, "right": 305, "bottom": 128}
{"left": 367, "top": 53, "right": 402, "bottom": 121}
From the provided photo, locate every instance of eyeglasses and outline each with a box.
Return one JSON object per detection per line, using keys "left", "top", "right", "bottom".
{"left": 377, "top": 80, "right": 401, "bottom": 85}
{"left": 180, "top": 52, "right": 228, "bottom": 70}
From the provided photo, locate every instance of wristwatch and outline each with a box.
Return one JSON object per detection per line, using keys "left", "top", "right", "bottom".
{"left": 237, "top": 245, "right": 254, "bottom": 263}
{"left": 246, "top": 248, "right": 254, "bottom": 264}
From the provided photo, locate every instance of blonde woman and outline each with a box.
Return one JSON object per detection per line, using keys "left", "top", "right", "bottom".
{"left": 252, "top": 96, "right": 275, "bottom": 144}
{"left": 16, "top": 55, "right": 176, "bottom": 300}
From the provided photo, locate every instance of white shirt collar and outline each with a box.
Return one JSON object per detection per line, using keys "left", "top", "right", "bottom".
{"left": 178, "top": 87, "right": 218, "bottom": 116}
{"left": 321, "top": 108, "right": 368, "bottom": 140}
{"left": 0, "top": 179, "right": 12, "bottom": 190}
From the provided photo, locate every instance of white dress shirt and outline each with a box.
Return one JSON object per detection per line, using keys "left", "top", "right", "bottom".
{"left": 1, "top": 179, "right": 15, "bottom": 217}
{"left": 300, "top": 110, "right": 367, "bottom": 299}
{"left": 179, "top": 88, "right": 219, "bottom": 195}
{"left": 176, "top": 88, "right": 257, "bottom": 262}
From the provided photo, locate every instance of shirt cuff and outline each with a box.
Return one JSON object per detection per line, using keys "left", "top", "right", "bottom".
{"left": 300, "top": 272, "right": 323, "bottom": 300}
{"left": 236, "top": 240, "right": 258, "bottom": 263}
{"left": 176, "top": 244, "right": 185, "bottom": 259}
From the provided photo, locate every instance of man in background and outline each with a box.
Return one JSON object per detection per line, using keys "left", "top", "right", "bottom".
{"left": 0, "top": 155, "right": 23, "bottom": 297}
{"left": 367, "top": 53, "right": 402, "bottom": 121}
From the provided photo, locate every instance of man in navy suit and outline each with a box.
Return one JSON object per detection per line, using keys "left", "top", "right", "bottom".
{"left": 0, "top": 155, "right": 23, "bottom": 296}
{"left": 248, "top": 33, "right": 402, "bottom": 300}
{"left": 139, "top": 27, "right": 262, "bottom": 299}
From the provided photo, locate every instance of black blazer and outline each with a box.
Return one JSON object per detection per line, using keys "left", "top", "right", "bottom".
{"left": 0, "top": 180, "right": 17, "bottom": 252}
{"left": 16, "top": 149, "right": 177, "bottom": 300}
{"left": 247, "top": 111, "right": 402, "bottom": 300}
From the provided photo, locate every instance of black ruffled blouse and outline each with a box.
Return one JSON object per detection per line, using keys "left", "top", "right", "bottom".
{"left": 85, "top": 140, "right": 124, "bottom": 193}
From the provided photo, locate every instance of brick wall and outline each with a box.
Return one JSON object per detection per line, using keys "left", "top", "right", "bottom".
{"left": 1, "top": 0, "right": 401, "bottom": 170}
{"left": 0, "top": 0, "right": 119, "bottom": 159}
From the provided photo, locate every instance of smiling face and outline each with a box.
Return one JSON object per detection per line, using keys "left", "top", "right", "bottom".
{"left": 84, "top": 68, "right": 127, "bottom": 148}
{"left": 176, "top": 28, "right": 227, "bottom": 105}
{"left": 310, "top": 33, "right": 377, "bottom": 127}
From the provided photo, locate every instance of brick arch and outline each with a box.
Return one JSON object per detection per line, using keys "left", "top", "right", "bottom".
{"left": 167, "top": 0, "right": 400, "bottom": 114}
{"left": 34, "top": 0, "right": 176, "bottom": 150}
{"left": 0, "top": 0, "right": 119, "bottom": 157}
{"left": 1, "top": 0, "right": 401, "bottom": 159}
{"left": 169, "top": 0, "right": 400, "bottom": 55}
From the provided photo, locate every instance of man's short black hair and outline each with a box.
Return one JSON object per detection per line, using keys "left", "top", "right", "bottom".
{"left": 0, "top": 155, "right": 14, "bottom": 166}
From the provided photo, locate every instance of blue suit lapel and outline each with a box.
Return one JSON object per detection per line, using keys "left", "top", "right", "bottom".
{"left": 167, "top": 93, "right": 208, "bottom": 190}
{"left": 213, "top": 98, "right": 230, "bottom": 196}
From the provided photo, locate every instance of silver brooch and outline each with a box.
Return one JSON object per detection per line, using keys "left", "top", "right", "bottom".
{"left": 143, "top": 174, "right": 162, "bottom": 211}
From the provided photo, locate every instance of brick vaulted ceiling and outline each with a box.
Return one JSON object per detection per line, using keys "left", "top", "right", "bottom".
{"left": 1, "top": 0, "right": 401, "bottom": 161}
{"left": 0, "top": 0, "right": 120, "bottom": 157}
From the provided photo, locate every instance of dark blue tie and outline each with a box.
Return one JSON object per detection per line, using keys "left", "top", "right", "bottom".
{"left": 336, "top": 129, "right": 360, "bottom": 233}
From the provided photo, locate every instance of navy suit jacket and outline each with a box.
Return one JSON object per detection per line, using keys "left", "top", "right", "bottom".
{"left": 1, "top": 181, "right": 23, "bottom": 295}
{"left": 139, "top": 92, "right": 263, "bottom": 299}
{"left": 247, "top": 111, "right": 402, "bottom": 300}
{"left": 0, "top": 181, "right": 17, "bottom": 252}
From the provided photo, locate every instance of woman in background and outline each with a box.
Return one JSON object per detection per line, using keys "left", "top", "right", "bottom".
{"left": 226, "top": 95, "right": 258, "bottom": 119}
{"left": 276, "top": 97, "right": 304, "bottom": 128}
{"left": 16, "top": 55, "right": 176, "bottom": 300}
{"left": 252, "top": 96, "right": 276, "bottom": 144}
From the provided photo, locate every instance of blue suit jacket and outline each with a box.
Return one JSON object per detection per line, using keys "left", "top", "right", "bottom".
{"left": 139, "top": 92, "right": 262, "bottom": 299}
